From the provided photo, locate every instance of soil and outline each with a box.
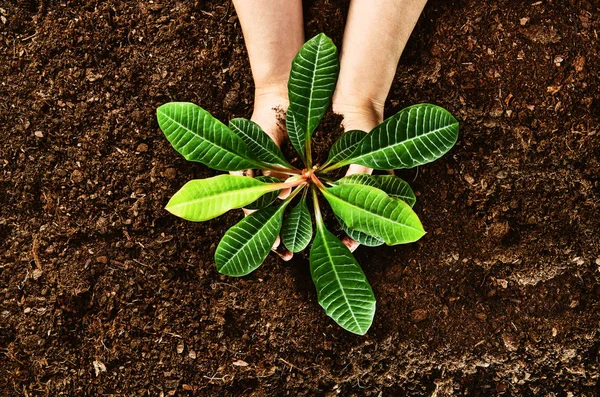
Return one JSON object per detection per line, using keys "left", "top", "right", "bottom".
{"left": 1, "top": 0, "right": 600, "bottom": 395}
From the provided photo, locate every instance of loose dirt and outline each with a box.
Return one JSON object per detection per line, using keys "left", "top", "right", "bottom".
{"left": 1, "top": 0, "right": 599, "bottom": 395}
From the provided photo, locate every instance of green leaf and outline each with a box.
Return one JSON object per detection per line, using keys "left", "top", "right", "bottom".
{"left": 215, "top": 204, "right": 286, "bottom": 276}
{"left": 244, "top": 176, "right": 281, "bottom": 210}
{"left": 372, "top": 175, "right": 416, "bottom": 207}
{"left": 282, "top": 198, "right": 313, "bottom": 253}
{"left": 287, "top": 33, "right": 339, "bottom": 162}
{"left": 332, "top": 174, "right": 379, "bottom": 188}
{"left": 334, "top": 174, "right": 400, "bottom": 247}
{"left": 166, "top": 175, "right": 279, "bottom": 221}
{"left": 333, "top": 174, "right": 416, "bottom": 207}
{"left": 336, "top": 215, "right": 384, "bottom": 247}
{"left": 324, "top": 130, "right": 367, "bottom": 166}
{"left": 229, "top": 118, "right": 292, "bottom": 168}
{"left": 310, "top": 222, "right": 376, "bottom": 335}
{"left": 330, "top": 175, "right": 388, "bottom": 247}
{"left": 285, "top": 110, "right": 306, "bottom": 162}
{"left": 322, "top": 183, "right": 425, "bottom": 245}
{"left": 157, "top": 102, "right": 258, "bottom": 171}
{"left": 341, "top": 104, "right": 459, "bottom": 170}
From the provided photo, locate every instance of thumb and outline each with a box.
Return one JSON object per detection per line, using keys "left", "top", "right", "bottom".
{"left": 263, "top": 169, "right": 292, "bottom": 199}
{"left": 229, "top": 169, "right": 255, "bottom": 177}
{"left": 342, "top": 235, "right": 361, "bottom": 253}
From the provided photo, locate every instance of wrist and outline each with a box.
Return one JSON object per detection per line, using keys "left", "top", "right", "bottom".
{"left": 332, "top": 89, "right": 384, "bottom": 132}
{"left": 251, "top": 85, "right": 289, "bottom": 147}
{"left": 332, "top": 100, "right": 383, "bottom": 132}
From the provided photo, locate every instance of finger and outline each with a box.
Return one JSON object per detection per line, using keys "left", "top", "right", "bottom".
{"left": 262, "top": 170, "right": 291, "bottom": 199}
{"left": 230, "top": 169, "right": 255, "bottom": 177}
{"left": 278, "top": 187, "right": 291, "bottom": 199}
{"left": 242, "top": 208, "right": 256, "bottom": 216}
{"left": 342, "top": 235, "right": 360, "bottom": 252}
{"left": 274, "top": 248, "right": 294, "bottom": 261}
{"left": 262, "top": 170, "right": 289, "bottom": 180}
{"left": 271, "top": 235, "right": 293, "bottom": 261}
{"left": 272, "top": 235, "right": 281, "bottom": 250}
{"left": 345, "top": 164, "right": 373, "bottom": 176}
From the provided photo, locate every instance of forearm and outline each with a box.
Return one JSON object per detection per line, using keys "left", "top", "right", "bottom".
{"left": 232, "top": 0, "right": 304, "bottom": 97}
{"left": 333, "top": 0, "right": 428, "bottom": 124}
{"left": 334, "top": 0, "right": 427, "bottom": 182}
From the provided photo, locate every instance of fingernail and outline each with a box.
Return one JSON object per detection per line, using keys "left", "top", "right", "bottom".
{"left": 278, "top": 187, "right": 291, "bottom": 199}
{"left": 242, "top": 208, "right": 255, "bottom": 216}
{"left": 273, "top": 248, "right": 293, "bottom": 261}
{"left": 271, "top": 235, "right": 281, "bottom": 250}
{"left": 343, "top": 236, "right": 360, "bottom": 252}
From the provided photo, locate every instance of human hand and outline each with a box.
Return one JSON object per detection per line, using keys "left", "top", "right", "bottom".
{"left": 229, "top": 89, "right": 293, "bottom": 260}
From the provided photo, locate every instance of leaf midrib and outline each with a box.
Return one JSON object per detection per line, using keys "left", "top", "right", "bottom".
{"left": 287, "top": 211, "right": 304, "bottom": 248}
{"left": 167, "top": 185, "right": 272, "bottom": 210}
{"left": 317, "top": 224, "right": 362, "bottom": 333}
{"left": 348, "top": 121, "right": 459, "bottom": 165}
{"left": 304, "top": 36, "right": 322, "bottom": 139}
{"left": 221, "top": 206, "right": 285, "bottom": 272}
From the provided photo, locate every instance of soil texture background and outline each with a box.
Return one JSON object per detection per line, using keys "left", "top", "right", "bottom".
{"left": 1, "top": 0, "right": 600, "bottom": 395}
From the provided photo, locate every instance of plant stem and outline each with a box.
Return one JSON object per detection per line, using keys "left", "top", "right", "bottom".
{"left": 283, "top": 184, "right": 306, "bottom": 204}
{"left": 301, "top": 186, "right": 309, "bottom": 201}
{"left": 311, "top": 185, "right": 325, "bottom": 229}
{"left": 309, "top": 173, "right": 326, "bottom": 191}
{"left": 261, "top": 164, "right": 303, "bottom": 175}
{"left": 271, "top": 178, "right": 307, "bottom": 192}
{"left": 317, "top": 175, "right": 335, "bottom": 184}
{"left": 319, "top": 161, "right": 347, "bottom": 174}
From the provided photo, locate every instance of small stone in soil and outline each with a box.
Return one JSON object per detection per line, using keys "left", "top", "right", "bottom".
{"left": 497, "top": 279, "right": 509, "bottom": 289}
{"left": 32, "top": 269, "right": 43, "bottom": 280}
{"left": 71, "top": 170, "right": 84, "bottom": 182}
{"left": 136, "top": 143, "right": 148, "bottom": 153}
{"left": 489, "top": 221, "right": 510, "bottom": 239}
{"left": 233, "top": 359, "right": 249, "bottom": 367}
{"left": 164, "top": 167, "right": 177, "bottom": 180}
{"left": 574, "top": 55, "right": 585, "bottom": 73}
{"left": 502, "top": 333, "right": 519, "bottom": 352}
{"left": 411, "top": 309, "right": 428, "bottom": 323}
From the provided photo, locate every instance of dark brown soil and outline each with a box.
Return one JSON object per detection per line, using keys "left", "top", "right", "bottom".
{"left": 2, "top": 0, "right": 600, "bottom": 395}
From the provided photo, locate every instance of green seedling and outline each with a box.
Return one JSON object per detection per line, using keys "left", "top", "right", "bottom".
{"left": 157, "top": 33, "right": 459, "bottom": 335}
